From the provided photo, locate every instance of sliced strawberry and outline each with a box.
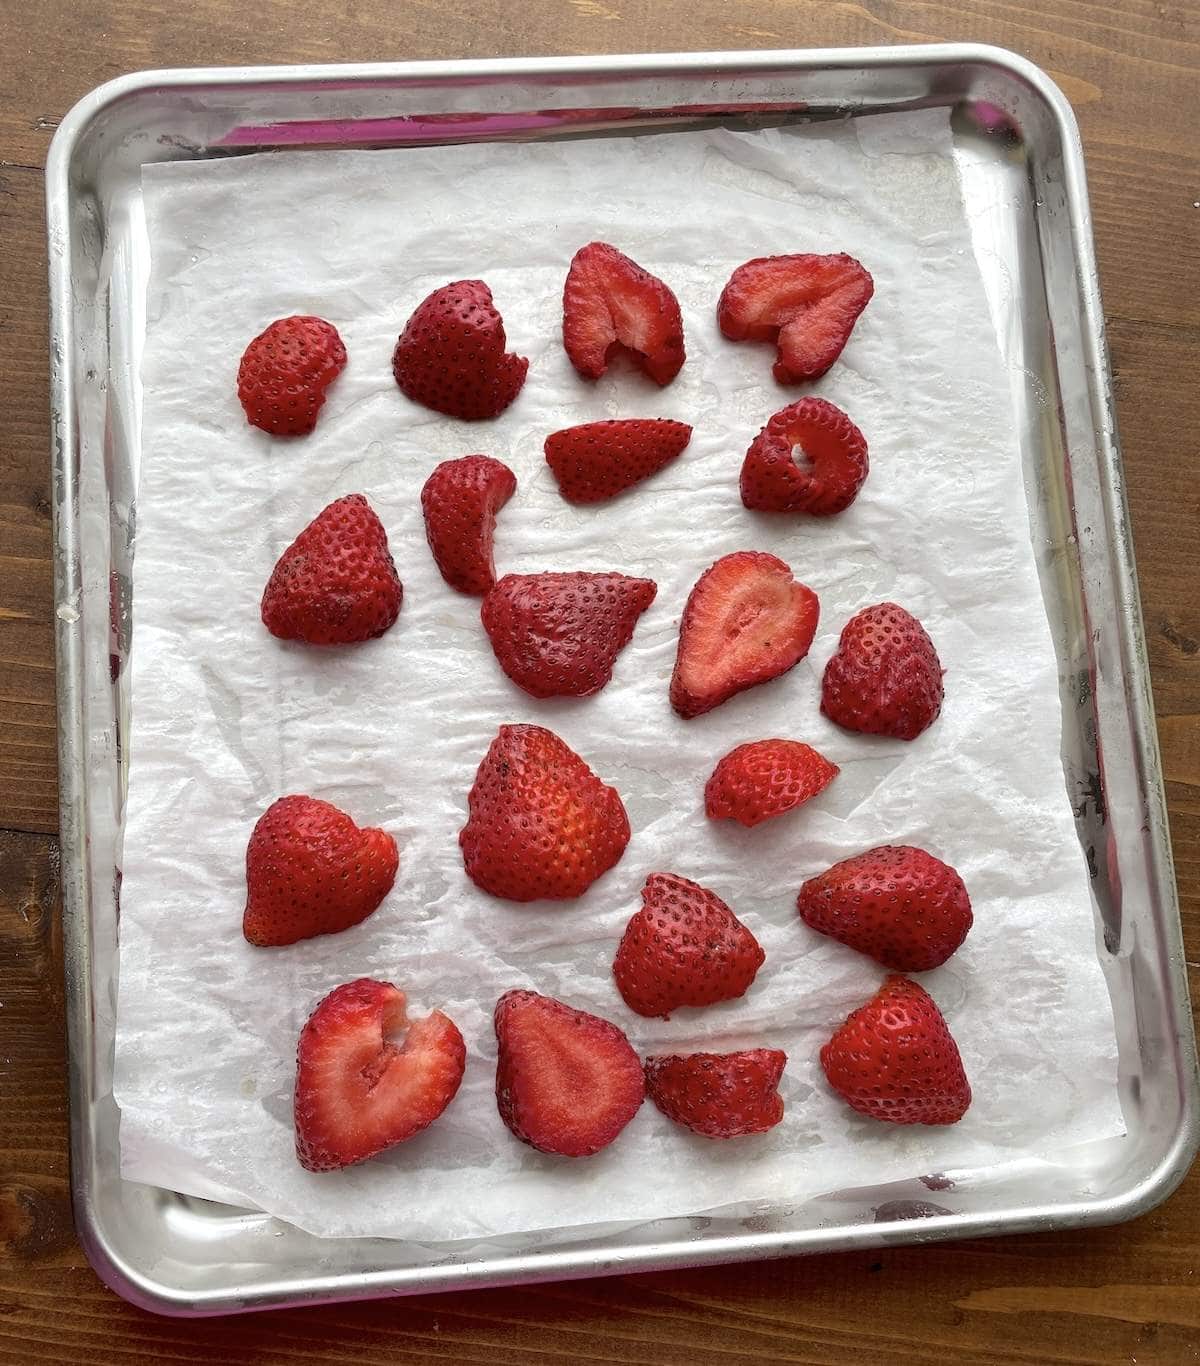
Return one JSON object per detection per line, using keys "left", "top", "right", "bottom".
{"left": 459, "top": 724, "right": 630, "bottom": 901}
{"left": 392, "top": 280, "right": 528, "bottom": 420}
{"left": 421, "top": 454, "right": 517, "bottom": 596}
{"left": 741, "top": 397, "right": 868, "bottom": 515}
{"left": 261, "top": 494, "right": 402, "bottom": 645}
{"left": 613, "top": 872, "right": 764, "bottom": 1019}
{"left": 670, "top": 551, "right": 819, "bottom": 719}
{"left": 544, "top": 418, "right": 693, "bottom": 504}
{"left": 645, "top": 1049, "right": 786, "bottom": 1139}
{"left": 821, "top": 602, "right": 944, "bottom": 740}
{"left": 797, "top": 845, "right": 972, "bottom": 971}
{"left": 705, "top": 740, "right": 839, "bottom": 828}
{"left": 820, "top": 975, "right": 971, "bottom": 1125}
{"left": 563, "top": 242, "right": 685, "bottom": 386}
{"left": 718, "top": 253, "right": 874, "bottom": 383}
{"left": 237, "top": 315, "right": 347, "bottom": 436}
{"left": 243, "top": 795, "right": 398, "bottom": 947}
{"left": 494, "top": 989, "right": 644, "bottom": 1156}
{"left": 481, "top": 571, "right": 656, "bottom": 698}
{"left": 294, "top": 979, "right": 466, "bottom": 1171}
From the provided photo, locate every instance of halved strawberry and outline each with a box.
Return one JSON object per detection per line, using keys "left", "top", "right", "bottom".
{"left": 670, "top": 551, "right": 819, "bottom": 719}
{"left": 494, "top": 989, "right": 644, "bottom": 1156}
{"left": 821, "top": 602, "right": 944, "bottom": 740}
{"left": 705, "top": 740, "right": 839, "bottom": 828}
{"left": 613, "top": 872, "right": 764, "bottom": 1019}
{"left": 563, "top": 242, "right": 685, "bottom": 386}
{"left": 237, "top": 315, "right": 347, "bottom": 436}
{"left": 243, "top": 795, "right": 398, "bottom": 947}
{"left": 718, "top": 253, "right": 874, "bottom": 383}
{"left": 421, "top": 454, "right": 517, "bottom": 596}
{"left": 294, "top": 979, "right": 466, "bottom": 1171}
{"left": 644, "top": 1049, "right": 786, "bottom": 1139}
{"left": 481, "top": 571, "right": 656, "bottom": 698}
{"left": 741, "top": 397, "right": 868, "bottom": 515}
{"left": 261, "top": 494, "right": 402, "bottom": 645}
{"left": 459, "top": 724, "right": 630, "bottom": 901}
{"left": 393, "top": 280, "right": 528, "bottom": 420}
{"left": 544, "top": 419, "right": 693, "bottom": 504}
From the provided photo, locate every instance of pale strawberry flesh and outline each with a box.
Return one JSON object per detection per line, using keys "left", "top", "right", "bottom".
{"left": 740, "top": 397, "right": 869, "bottom": 515}
{"left": 645, "top": 1049, "right": 786, "bottom": 1139}
{"left": 421, "top": 454, "right": 517, "bottom": 596}
{"left": 544, "top": 418, "right": 692, "bottom": 504}
{"left": 705, "top": 739, "right": 839, "bottom": 828}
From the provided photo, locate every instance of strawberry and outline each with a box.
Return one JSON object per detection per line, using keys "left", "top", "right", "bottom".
{"left": 705, "top": 739, "right": 839, "bottom": 828}
{"left": 494, "top": 989, "right": 644, "bottom": 1156}
{"left": 670, "top": 551, "right": 819, "bottom": 719}
{"left": 294, "top": 979, "right": 465, "bottom": 1171}
{"left": 821, "top": 602, "right": 944, "bottom": 740}
{"left": 261, "top": 494, "right": 402, "bottom": 645}
{"left": 237, "top": 315, "right": 347, "bottom": 436}
{"left": 740, "top": 397, "right": 868, "bottom": 515}
{"left": 718, "top": 253, "right": 873, "bottom": 383}
{"left": 562, "top": 242, "right": 685, "bottom": 386}
{"left": 459, "top": 724, "right": 630, "bottom": 901}
{"left": 481, "top": 571, "right": 657, "bottom": 699}
{"left": 544, "top": 418, "right": 693, "bottom": 504}
{"left": 613, "top": 872, "right": 764, "bottom": 1019}
{"left": 392, "top": 280, "right": 528, "bottom": 420}
{"left": 644, "top": 1048, "right": 786, "bottom": 1139}
{"left": 243, "top": 795, "right": 399, "bottom": 947}
{"left": 797, "top": 845, "right": 972, "bottom": 971}
{"left": 420, "top": 455, "right": 517, "bottom": 596}
{"left": 820, "top": 975, "right": 971, "bottom": 1125}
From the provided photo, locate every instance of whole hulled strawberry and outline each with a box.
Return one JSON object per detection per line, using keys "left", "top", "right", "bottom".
{"left": 741, "top": 398, "right": 868, "bottom": 516}
{"left": 420, "top": 454, "right": 517, "bottom": 595}
{"left": 544, "top": 419, "right": 693, "bottom": 504}
{"left": 237, "top": 315, "right": 347, "bottom": 436}
{"left": 821, "top": 602, "right": 943, "bottom": 740}
{"left": 704, "top": 739, "right": 839, "bottom": 828}
{"left": 645, "top": 1049, "right": 786, "bottom": 1139}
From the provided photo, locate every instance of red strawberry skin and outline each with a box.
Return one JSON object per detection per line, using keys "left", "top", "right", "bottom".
{"left": 821, "top": 975, "right": 971, "bottom": 1125}
{"left": 481, "top": 571, "right": 657, "bottom": 699}
{"left": 421, "top": 455, "right": 517, "bottom": 596}
{"left": 613, "top": 873, "right": 764, "bottom": 1019}
{"left": 494, "top": 990, "right": 644, "bottom": 1156}
{"left": 670, "top": 551, "right": 819, "bottom": 719}
{"left": 393, "top": 280, "right": 528, "bottom": 420}
{"left": 821, "top": 602, "right": 944, "bottom": 740}
{"left": 705, "top": 740, "right": 839, "bottom": 828}
{"left": 645, "top": 1049, "right": 786, "bottom": 1139}
{"left": 741, "top": 398, "right": 868, "bottom": 515}
{"left": 563, "top": 242, "right": 685, "bottom": 385}
{"left": 797, "top": 845, "right": 972, "bottom": 971}
{"left": 294, "top": 979, "right": 465, "bottom": 1171}
{"left": 718, "top": 253, "right": 874, "bottom": 383}
{"left": 244, "top": 795, "right": 398, "bottom": 947}
{"left": 545, "top": 419, "right": 693, "bottom": 504}
{"left": 261, "top": 494, "right": 402, "bottom": 645}
{"left": 460, "top": 724, "right": 630, "bottom": 901}
{"left": 237, "top": 315, "right": 347, "bottom": 436}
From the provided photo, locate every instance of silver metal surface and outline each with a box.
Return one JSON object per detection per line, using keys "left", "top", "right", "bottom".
{"left": 46, "top": 44, "right": 1199, "bottom": 1316}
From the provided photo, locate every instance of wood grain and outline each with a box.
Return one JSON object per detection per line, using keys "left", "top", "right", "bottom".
{"left": 0, "top": 0, "right": 1197, "bottom": 1360}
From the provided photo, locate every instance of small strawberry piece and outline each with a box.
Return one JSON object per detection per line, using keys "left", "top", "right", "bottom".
{"left": 392, "top": 280, "right": 528, "bottom": 420}
{"left": 705, "top": 739, "right": 839, "bottom": 828}
{"left": 481, "top": 571, "right": 657, "bottom": 699}
{"left": 460, "top": 724, "right": 630, "bottom": 901}
{"left": 421, "top": 455, "right": 517, "bottom": 596}
{"left": 741, "top": 397, "right": 868, "bottom": 515}
{"left": 294, "top": 979, "right": 465, "bottom": 1171}
{"left": 821, "top": 602, "right": 944, "bottom": 740}
{"left": 563, "top": 242, "right": 685, "bottom": 386}
{"left": 244, "top": 795, "right": 398, "bottom": 947}
{"left": 494, "top": 989, "right": 644, "bottom": 1156}
{"left": 820, "top": 975, "right": 971, "bottom": 1125}
{"left": 718, "top": 253, "right": 873, "bottom": 383}
{"left": 545, "top": 418, "right": 693, "bottom": 504}
{"left": 670, "top": 551, "right": 819, "bottom": 719}
{"left": 797, "top": 845, "right": 972, "bottom": 971}
{"left": 613, "top": 872, "right": 764, "bottom": 1019}
{"left": 237, "top": 315, "right": 347, "bottom": 436}
{"left": 644, "top": 1049, "right": 786, "bottom": 1139}
{"left": 261, "top": 494, "right": 402, "bottom": 645}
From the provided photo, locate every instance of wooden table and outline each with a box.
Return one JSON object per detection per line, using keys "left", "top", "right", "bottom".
{"left": 2, "top": 2, "right": 1197, "bottom": 1361}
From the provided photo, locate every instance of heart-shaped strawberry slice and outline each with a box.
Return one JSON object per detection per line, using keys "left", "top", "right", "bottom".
{"left": 821, "top": 602, "right": 944, "bottom": 740}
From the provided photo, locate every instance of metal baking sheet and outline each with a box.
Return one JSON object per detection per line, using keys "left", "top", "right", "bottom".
{"left": 46, "top": 45, "right": 1199, "bottom": 1315}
